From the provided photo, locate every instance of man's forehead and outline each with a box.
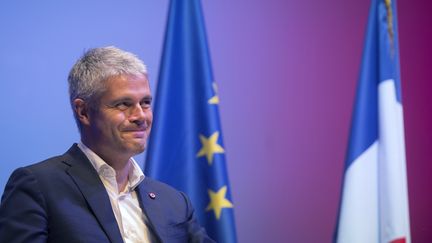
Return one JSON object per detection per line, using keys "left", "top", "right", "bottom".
{"left": 101, "top": 74, "right": 150, "bottom": 98}
{"left": 105, "top": 74, "right": 149, "bottom": 88}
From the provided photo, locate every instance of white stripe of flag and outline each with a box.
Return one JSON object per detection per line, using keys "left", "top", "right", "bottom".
{"left": 337, "top": 80, "right": 410, "bottom": 243}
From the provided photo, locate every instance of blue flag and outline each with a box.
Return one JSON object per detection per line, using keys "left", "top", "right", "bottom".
{"left": 144, "top": 0, "right": 237, "bottom": 242}
{"left": 335, "top": 0, "right": 410, "bottom": 242}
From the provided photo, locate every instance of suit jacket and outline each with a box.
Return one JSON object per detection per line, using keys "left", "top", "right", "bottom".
{"left": 0, "top": 144, "right": 214, "bottom": 243}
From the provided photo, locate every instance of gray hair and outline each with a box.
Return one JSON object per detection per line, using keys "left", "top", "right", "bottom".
{"left": 68, "top": 46, "right": 147, "bottom": 130}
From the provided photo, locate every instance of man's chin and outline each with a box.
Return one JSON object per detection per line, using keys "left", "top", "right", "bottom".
{"left": 129, "top": 143, "right": 146, "bottom": 155}
{"left": 118, "top": 139, "right": 147, "bottom": 156}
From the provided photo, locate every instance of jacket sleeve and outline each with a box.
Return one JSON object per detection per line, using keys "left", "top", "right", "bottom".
{"left": 0, "top": 167, "right": 48, "bottom": 243}
{"left": 180, "top": 191, "right": 216, "bottom": 243}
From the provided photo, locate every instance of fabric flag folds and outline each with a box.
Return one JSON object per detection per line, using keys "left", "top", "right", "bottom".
{"left": 144, "top": 0, "right": 237, "bottom": 242}
{"left": 335, "top": 0, "right": 410, "bottom": 242}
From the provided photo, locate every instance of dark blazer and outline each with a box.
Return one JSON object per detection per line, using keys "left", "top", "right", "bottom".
{"left": 0, "top": 144, "right": 214, "bottom": 243}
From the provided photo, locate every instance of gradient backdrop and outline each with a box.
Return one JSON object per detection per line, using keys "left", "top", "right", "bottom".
{"left": 1, "top": 0, "right": 431, "bottom": 242}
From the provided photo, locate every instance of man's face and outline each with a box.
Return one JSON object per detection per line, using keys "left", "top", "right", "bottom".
{"left": 87, "top": 74, "right": 153, "bottom": 158}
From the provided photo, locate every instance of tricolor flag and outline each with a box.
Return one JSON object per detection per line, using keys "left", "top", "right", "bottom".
{"left": 144, "top": 0, "right": 237, "bottom": 242}
{"left": 335, "top": 0, "right": 411, "bottom": 242}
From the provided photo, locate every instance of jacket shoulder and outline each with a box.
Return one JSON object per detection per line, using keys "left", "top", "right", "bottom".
{"left": 21, "top": 144, "right": 85, "bottom": 176}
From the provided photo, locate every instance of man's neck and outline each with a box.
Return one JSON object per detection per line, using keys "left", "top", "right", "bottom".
{"left": 81, "top": 140, "right": 132, "bottom": 192}
{"left": 95, "top": 152, "right": 131, "bottom": 193}
{"left": 112, "top": 161, "right": 130, "bottom": 193}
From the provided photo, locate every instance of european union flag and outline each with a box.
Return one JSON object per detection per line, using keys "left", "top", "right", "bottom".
{"left": 144, "top": 0, "right": 237, "bottom": 242}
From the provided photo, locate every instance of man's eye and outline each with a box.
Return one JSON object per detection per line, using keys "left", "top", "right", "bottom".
{"left": 141, "top": 99, "right": 152, "bottom": 108}
{"left": 116, "top": 102, "right": 130, "bottom": 110}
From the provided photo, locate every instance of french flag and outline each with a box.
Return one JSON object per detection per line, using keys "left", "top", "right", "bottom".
{"left": 335, "top": 0, "right": 411, "bottom": 242}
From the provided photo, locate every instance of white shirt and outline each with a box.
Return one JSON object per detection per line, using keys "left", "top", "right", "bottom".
{"left": 78, "top": 143, "right": 155, "bottom": 243}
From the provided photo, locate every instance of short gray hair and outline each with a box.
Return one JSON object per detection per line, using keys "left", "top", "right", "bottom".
{"left": 68, "top": 46, "right": 147, "bottom": 130}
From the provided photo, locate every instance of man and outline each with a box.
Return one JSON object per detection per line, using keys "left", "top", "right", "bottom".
{"left": 0, "top": 46, "right": 214, "bottom": 243}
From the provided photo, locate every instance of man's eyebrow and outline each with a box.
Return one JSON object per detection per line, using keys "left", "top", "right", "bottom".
{"left": 140, "top": 95, "right": 153, "bottom": 101}
{"left": 112, "top": 97, "right": 133, "bottom": 102}
{"left": 110, "top": 96, "right": 152, "bottom": 103}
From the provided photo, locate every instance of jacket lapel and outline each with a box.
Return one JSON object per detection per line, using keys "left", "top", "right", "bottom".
{"left": 63, "top": 144, "right": 124, "bottom": 243}
{"left": 136, "top": 180, "right": 164, "bottom": 243}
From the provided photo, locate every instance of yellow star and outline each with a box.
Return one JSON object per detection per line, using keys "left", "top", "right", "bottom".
{"left": 206, "top": 186, "right": 233, "bottom": 220}
{"left": 196, "top": 132, "right": 225, "bottom": 165}
{"left": 208, "top": 82, "right": 219, "bottom": 104}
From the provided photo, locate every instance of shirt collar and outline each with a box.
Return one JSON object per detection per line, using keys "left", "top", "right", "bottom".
{"left": 77, "top": 142, "right": 145, "bottom": 191}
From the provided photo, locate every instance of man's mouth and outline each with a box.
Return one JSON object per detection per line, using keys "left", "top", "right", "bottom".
{"left": 123, "top": 128, "right": 147, "bottom": 138}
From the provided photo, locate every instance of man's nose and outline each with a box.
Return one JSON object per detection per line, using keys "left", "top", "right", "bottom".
{"left": 129, "top": 104, "right": 146, "bottom": 125}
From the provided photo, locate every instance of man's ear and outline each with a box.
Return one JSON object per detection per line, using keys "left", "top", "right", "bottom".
{"left": 73, "top": 99, "right": 91, "bottom": 126}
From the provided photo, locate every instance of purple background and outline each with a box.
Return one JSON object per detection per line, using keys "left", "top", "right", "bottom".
{"left": 0, "top": 0, "right": 431, "bottom": 242}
